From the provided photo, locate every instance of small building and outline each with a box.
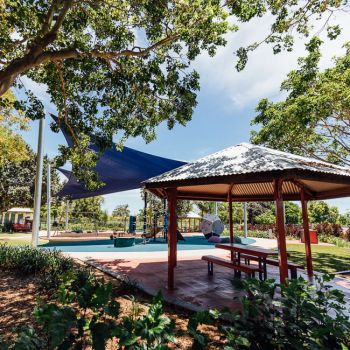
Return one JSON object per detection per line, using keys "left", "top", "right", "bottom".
{"left": 0, "top": 208, "right": 33, "bottom": 225}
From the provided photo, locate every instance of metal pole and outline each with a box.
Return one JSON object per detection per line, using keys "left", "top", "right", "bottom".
{"left": 214, "top": 202, "right": 218, "bottom": 216}
{"left": 243, "top": 202, "right": 248, "bottom": 238}
{"left": 31, "top": 116, "right": 45, "bottom": 247}
{"left": 143, "top": 191, "right": 148, "bottom": 234}
{"left": 46, "top": 162, "right": 51, "bottom": 238}
{"left": 65, "top": 199, "right": 69, "bottom": 230}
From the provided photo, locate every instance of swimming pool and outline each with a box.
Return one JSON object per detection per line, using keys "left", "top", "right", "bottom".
{"left": 40, "top": 236, "right": 255, "bottom": 253}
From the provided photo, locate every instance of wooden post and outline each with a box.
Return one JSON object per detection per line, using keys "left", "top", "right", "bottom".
{"left": 301, "top": 188, "right": 313, "bottom": 278}
{"left": 228, "top": 191, "right": 234, "bottom": 260}
{"left": 274, "top": 179, "right": 289, "bottom": 284}
{"left": 167, "top": 188, "right": 177, "bottom": 290}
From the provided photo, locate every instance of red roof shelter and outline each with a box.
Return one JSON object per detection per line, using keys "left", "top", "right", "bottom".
{"left": 144, "top": 143, "right": 350, "bottom": 289}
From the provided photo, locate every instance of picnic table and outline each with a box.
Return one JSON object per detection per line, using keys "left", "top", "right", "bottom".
{"left": 215, "top": 243, "right": 279, "bottom": 280}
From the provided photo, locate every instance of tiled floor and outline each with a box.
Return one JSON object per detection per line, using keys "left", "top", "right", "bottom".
{"left": 67, "top": 236, "right": 350, "bottom": 312}
{"left": 87, "top": 252, "right": 289, "bottom": 311}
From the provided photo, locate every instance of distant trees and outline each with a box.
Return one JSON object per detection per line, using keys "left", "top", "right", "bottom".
{"left": 112, "top": 204, "right": 130, "bottom": 218}
{"left": 0, "top": 90, "right": 28, "bottom": 166}
{"left": 70, "top": 197, "right": 107, "bottom": 223}
{"left": 284, "top": 202, "right": 301, "bottom": 224}
{"left": 308, "top": 201, "right": 340, "bottom": 224}
{"left": 255, "top": 211, "right": 276, "bottom": 225}
{"left": 0, "top": 148, "right": 61, "bottom": 213}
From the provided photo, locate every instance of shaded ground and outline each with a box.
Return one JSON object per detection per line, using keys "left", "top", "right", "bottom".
{"left": 0, "top": 270, "right": 48, "bottom": 341}
{"left": 0, "top": 267, "right": 226, "bottom": 349}
{"left": 287, "top": 243, "right": 350, "bottom": 273}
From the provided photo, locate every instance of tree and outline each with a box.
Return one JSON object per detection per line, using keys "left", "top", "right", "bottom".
{"left": 112, "top": 204, "right": 130, "bottom": 218}
{"left": 70, "top": 196, "right": 105, "bottom": 222}
{"left": 285, "top": 202, "right": 301, "bottom": 224}
{"left": 247, "top": 202, "right": 274, "bottom": 224}
{"left": 251, "top": 37, "right": 350, "bottom": 165}
{"left": 1, "top": 1, "right": 347, "bottom": 187}
{"left": 0, "top": 147, "right": 61, "bottom": 212}
{"left": 0, "top": 90, "right": 29, "bottom": 165}
{"left": 255, "top": 210, "right": 275, "bottom": 225}
{"left": 308, "top": 201, "right": 340, "bottom": 224}
{"left": 196, "top": 202, "right": 215, "bottom": 217}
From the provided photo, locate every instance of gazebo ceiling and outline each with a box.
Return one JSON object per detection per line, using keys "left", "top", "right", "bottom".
{"left": 144, "top": 143, "right": 350, "bottom": 201}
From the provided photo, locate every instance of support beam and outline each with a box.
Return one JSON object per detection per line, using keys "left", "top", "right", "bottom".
{"left": 65, "top": 199, "right": 69, "bottom": 231}
{"left": 46, "top": 161, "right": 51, "bottom": 238}
{"left": 301, "top": 189, "right": 313, "bottom": 278}
{"left": 228, "top": 191, "right": 234, "bottom": 260}
{"left": 274, "top": 179, "right": 289, "bottom": 284}
{"left": 143, "top": 191, "right": 148, "bottom": 234}
{"left": 167, "top": 188, "right": 177, "bottom": 290}
{"left": 31, "top": 116, "right": 45, "bottom": 247}
{"left": 243, "top": 202, "right": 248, "bottom": 238}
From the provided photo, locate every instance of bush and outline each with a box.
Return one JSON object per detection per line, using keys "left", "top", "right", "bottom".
{"left": 315, "top": 222, "right": 343, "bottom": 236}
{"left": 1, "top": 272, "right": 175, "bottom": 349}
{"left": 189, "top": 275, "right": 350, "bottom": 350}
{"left": 0, "top": 244, "right": 74, "bottom": 289}
{"left": 318, "top": 234, "right": 350, "bottom": 248}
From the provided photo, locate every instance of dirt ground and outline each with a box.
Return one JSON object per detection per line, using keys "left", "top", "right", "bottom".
{"left": 0, "top": 267, "right": 226, "bottom": 349}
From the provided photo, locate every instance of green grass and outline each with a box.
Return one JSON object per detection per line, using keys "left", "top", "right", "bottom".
{"left": 287, "top": 243, "right": 350, "bottom": 274}
{"left": 0, "top": 232, "right": 32, "bottom": 238}
{"left": 0, "top": 233, "right": 46, "bottom": 246}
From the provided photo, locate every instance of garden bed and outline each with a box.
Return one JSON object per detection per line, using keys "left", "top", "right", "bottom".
{"left": 0, "top": 266, "right": 224, "bottom": 349}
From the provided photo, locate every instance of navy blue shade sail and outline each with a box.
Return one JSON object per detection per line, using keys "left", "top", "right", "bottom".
{"left": 53, "top": 115, "right": 186, "bottom": 199}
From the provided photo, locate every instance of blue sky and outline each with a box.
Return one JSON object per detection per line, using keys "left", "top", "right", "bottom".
{"left": 19, "top": 14, "right": 350, "bottom": 215}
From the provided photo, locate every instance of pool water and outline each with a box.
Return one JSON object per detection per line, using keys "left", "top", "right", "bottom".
{"left": 40, "top": 236, "right": 255, "bottom": 253}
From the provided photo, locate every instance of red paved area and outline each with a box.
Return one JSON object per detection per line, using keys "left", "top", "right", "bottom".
{"left": 88, "top": 254, "right": 283, "bottom": 311}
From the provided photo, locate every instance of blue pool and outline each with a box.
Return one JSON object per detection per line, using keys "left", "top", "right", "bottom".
{"left": 40, "top": 236, "right": 255, "bottom": 253}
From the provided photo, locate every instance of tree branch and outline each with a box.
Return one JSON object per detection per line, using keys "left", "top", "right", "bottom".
{"left": 0, "top": 34, "right": 178, "bottom": 96}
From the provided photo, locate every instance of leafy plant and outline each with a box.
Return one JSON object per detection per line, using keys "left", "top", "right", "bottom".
{"left": 188, "top": 310, "right": 219, "bottom": 349}
{"left": 0, "top": 244, "right": 74, "bottom": 290}
{"left": 2, "top": 270, "right": 175, "bottom": 349}
{"left": 193, "top": 275, "right": 350, "bottom": 350}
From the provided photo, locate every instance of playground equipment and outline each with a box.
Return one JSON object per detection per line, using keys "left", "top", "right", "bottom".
{"left": 200, "top": 214, "right": 224, "bottom": 239}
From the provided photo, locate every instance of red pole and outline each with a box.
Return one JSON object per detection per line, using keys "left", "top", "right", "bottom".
{"left": 167, "top": 188, "right": 177, "bottom": 290}
{"left": 274, "top": 179, "right": 289, "bottom": 284}
{"left": 228, "top": 191, "right": 234, "bottom": 260}
{"left": 301, "top": 188, "right": 313, "bottom": 278}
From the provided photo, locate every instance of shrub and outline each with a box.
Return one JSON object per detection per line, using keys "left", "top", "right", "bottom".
{"left": 314, "top": 222, "right": 343, "bottom": 236}
{"left": 0, "top": 244, "right": 74, "bottom": 289}
{"left": 2, "top": 272, "right": 175, "bottom": 349}
{"left": 188, "top": 275, "right": 350, "bottom": 350}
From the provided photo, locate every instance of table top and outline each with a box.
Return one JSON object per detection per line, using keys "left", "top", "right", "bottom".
{"left": 215, "top": 243, "right": 279, "bottom": 257}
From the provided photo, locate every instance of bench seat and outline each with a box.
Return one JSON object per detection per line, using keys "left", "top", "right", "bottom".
{"left": 202, "top": 255, "right": 262, "bottom": 279}
{"left": 239, "top": 253, "right": 304, "bottom": 279}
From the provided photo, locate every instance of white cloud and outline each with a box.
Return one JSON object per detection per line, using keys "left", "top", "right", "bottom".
{"left": 193, "top": 12, "right": 350, "bottom": 110}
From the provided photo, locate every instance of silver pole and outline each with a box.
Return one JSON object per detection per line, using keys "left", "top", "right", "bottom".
{"left": 214, "top": 202, "right": 218, "bottom": 216}
{"left": 46, "top": 162, "right": 51, "bottom": 238}
{"left": 243, "top": 202, "right": 248, "bottom": 238}
{"left": 31, "top": 117, "right": 45, "bottom": 247}
{"left": 65, "top": 199, "right": 69, "bottom": 230}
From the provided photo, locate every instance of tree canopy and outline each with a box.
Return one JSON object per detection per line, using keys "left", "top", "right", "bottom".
{"left": 0, "top": 89, "right": 29, "bottom": 165}
{"left": 308, "top": 200, "right": 340, "bottom": 224}
{"left": 112, "top": 204, "right": 130, "bottom": 218}
{"left": 1, "top": 0, "right": 347, "bottom": 188}
{"left": 0, "top": 148, "right": 61, "bottom": 212}
{"left": 251, "top": 37, "right": 350, "bottom": 165}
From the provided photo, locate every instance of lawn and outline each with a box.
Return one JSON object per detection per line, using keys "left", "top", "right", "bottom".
{"left": 287, "top": 243, "right": 350, "bottom": 274}
{"left": 0, "top": 233, "right": 46, "bottom": 246}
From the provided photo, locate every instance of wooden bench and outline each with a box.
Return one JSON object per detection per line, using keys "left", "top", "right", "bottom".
{"left": 240, "top": 254, "right": 304, "bottom": 279}
{"left": 202, "top": 255, "right": 262, "bottom": 279}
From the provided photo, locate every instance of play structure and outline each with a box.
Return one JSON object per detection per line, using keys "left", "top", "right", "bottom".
{"left": 200, "top": 214, "right": 225, "bottom": 242}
